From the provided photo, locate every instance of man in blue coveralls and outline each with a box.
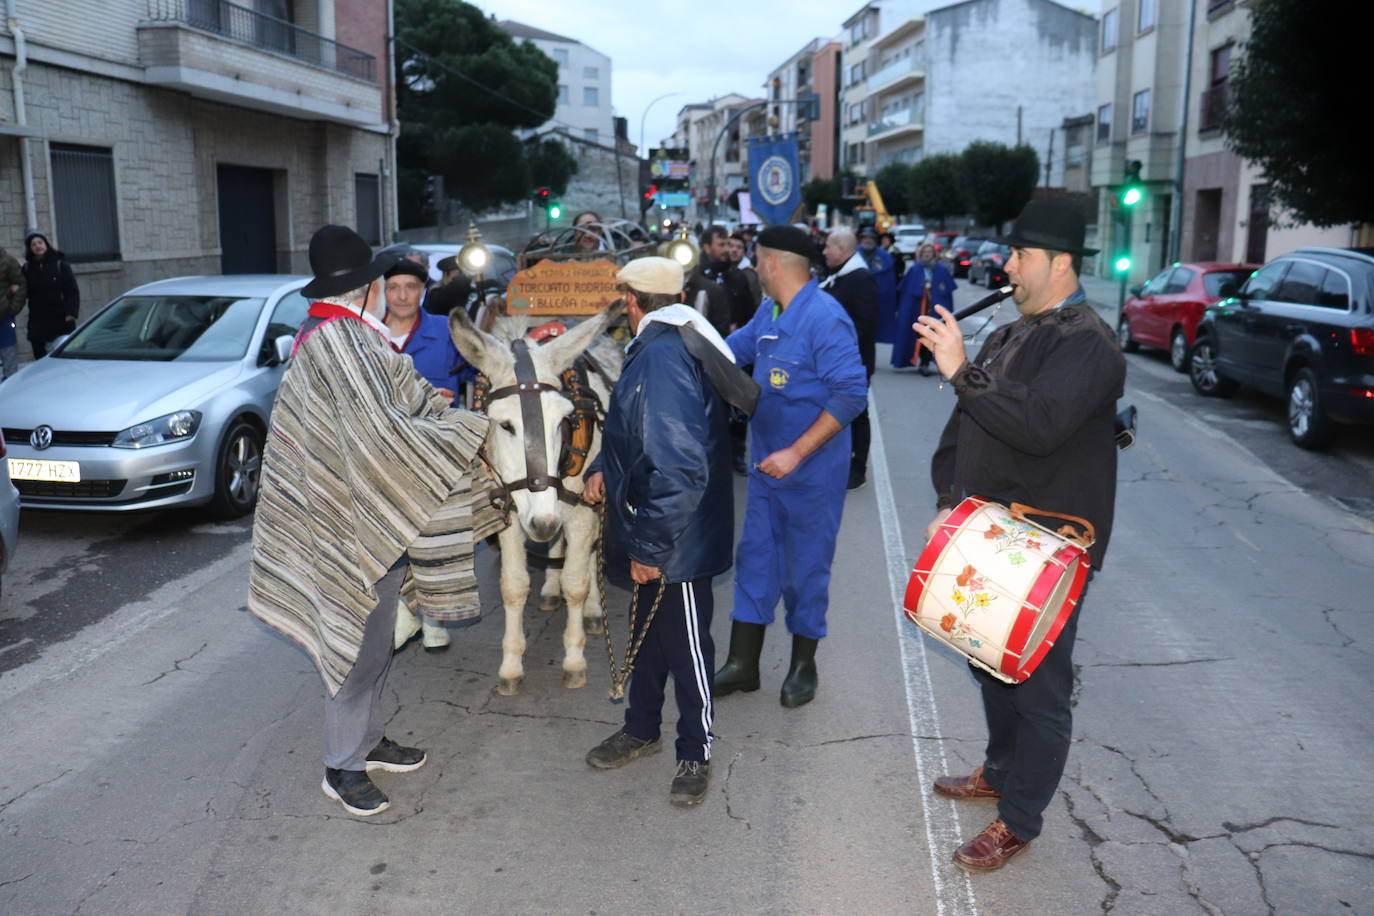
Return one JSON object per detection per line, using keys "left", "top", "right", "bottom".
{"left": 713, "top": 225, "right": 868, "bottom": 707}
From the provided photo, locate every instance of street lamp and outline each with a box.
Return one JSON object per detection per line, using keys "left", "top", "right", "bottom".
{"left": 640, "top": 92, "right": 684, "bottom": 157}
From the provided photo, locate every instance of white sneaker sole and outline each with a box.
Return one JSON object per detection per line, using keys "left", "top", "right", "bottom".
{"left": 320, "top": 777, "right": 390, "bottom": 816}
{"left": 365, "top": 753, "right": 428, "bottom": 774}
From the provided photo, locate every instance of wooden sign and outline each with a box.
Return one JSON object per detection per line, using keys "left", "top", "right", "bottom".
{"left": 504, "top": 258, "right": 619, "bottom": 315}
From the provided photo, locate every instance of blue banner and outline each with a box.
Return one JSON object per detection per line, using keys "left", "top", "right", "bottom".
{"left": 747, "top": 134, "right": 802, "bottom": 226}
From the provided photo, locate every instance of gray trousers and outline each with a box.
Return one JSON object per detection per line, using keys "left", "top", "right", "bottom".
{"left": 323, "top": 566, "right": 405, "bottom": 771}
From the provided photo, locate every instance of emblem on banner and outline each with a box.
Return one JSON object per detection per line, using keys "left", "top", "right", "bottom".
{"left": 757, "top": 155, "right": 794, "bottom": 207}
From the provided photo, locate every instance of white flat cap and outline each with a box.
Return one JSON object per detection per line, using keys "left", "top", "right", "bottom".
{"left": 616, "top": 256, "right": 684, "bottom": 295}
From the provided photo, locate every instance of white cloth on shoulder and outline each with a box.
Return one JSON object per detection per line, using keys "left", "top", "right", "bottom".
{"left": 636, "top": 303, "right": 736, "bottom": 363}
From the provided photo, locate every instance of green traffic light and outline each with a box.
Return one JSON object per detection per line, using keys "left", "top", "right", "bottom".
{"left": 549, "top": 204, "right": 562, "bottom": 220}
{"left": 1114, "top": 256, "right": 1132, "bottom": 272}
{"left": 1122, "top": 187, "right": 1142, "bottom": 207}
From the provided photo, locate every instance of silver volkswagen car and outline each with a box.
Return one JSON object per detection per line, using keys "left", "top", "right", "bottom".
{"left": 0, "top": 275, "right": 311, "bottom": 517}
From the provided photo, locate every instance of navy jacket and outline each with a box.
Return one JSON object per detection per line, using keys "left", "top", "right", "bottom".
{"left": 594, "top": 321, "right": 734, "bottom": 585}
{"left": 401, "top": 309, "right": 475, "bottom": 399}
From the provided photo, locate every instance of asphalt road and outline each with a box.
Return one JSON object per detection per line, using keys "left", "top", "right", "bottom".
{"left": 2, "top": 281, "right": 1371, "bottom": 915}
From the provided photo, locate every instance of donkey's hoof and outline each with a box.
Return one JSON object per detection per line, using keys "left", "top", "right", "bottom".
{"left": 562, "top": 668, "right": 587, "bottom": 690}
{"left": 583, "top": 616, "right": 605, "bottom": 636}
{"left": 496, "top": 676, "right": 523, "bottom": 696}
{"left": 538, "top": 595, "right": 562, "bottom": 613}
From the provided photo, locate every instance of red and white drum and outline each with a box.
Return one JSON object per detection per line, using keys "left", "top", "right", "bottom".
{"left": 903, "top": 496, "right": 1094, "bottom": 684}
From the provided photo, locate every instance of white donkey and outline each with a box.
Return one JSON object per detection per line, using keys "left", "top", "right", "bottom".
{"left": 450, "top": 307, "right": 623, "bottom": 695}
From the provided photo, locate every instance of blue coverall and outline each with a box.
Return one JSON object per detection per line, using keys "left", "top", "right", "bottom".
{"left": 399, "top": 308, "right": 475, "bottom": 401}
{"left": 726, "top": 279, "right": 868, "bottom": 640}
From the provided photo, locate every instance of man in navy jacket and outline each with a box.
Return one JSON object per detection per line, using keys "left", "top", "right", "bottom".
{"left": 582, "top": 257, "right": 735, "bottom": 808}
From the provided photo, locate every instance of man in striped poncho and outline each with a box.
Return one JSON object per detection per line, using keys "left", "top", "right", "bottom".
{"left": 248, "top": 225, "right": 504, "bottom": 817}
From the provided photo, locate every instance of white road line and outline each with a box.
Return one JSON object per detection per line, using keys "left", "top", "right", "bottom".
{"left": 869, "top": 388, "right": 979, "bottom": 916}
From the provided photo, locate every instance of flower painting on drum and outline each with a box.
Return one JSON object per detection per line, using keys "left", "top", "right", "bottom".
{"left": 941, "top": 564, "right": 995, "bottom": 648}
{"left": 984, "top": 515, "right": 1044, "bottom": 566}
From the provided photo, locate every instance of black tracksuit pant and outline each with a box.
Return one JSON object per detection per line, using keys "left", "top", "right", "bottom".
{"left": 622, "top": 577, "right": 715, "bottom": 763}
{"left": 972, "top": 575, "right": 1091, "bottom": 841}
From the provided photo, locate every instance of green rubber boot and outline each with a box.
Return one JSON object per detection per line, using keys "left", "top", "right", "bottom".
{"left": 780, "top": 635, "right": 819, "bottom": 708}
{"left": 712, "top": 621, "right": 766, "bottom": 697}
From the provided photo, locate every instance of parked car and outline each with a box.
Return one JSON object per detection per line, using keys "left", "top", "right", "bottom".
{"left": 1118, "top": 261, "right": 1258, "bottom": 371}
{"left": 0, "top": 429, "right": 18, "bottom": 605}
{"left": 889, "top": 224, "right": 927, "bottom": 254}
{"left": 928, "top": 231, "right": 959, "bottom": 255}
{"left": 943, "top": 236, "right": 985, "bottom": 278}
{"left": 969, "top": 241, "right": 1012, "bottom": 287}
{"left": 1188, "top": 247, "right": 1374, "bottom": 449}
{"left": 0, "top": 274, "right": 313, "bottom": 515}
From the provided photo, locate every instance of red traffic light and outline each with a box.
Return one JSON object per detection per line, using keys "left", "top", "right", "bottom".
{"left": 643, "top": 184, "right": 658, "bottom": 200}
{"left": 534, "top": 186, "right": 551, "bottom": 202}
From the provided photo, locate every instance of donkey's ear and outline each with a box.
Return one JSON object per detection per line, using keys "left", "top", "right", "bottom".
{"left": 540, "top": 302, "right": 625, "bottom": 373}
{"left": 450, "top": 307, "right": 514, "bottom": 378}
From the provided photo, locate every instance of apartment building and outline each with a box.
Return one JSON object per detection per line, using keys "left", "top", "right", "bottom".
{"left": 842, "top": 0, "right": 1096, "bottom": 184}
{"left": 762, "top": 37, "right": 841, "bottom": 183}
{"left": 498, "top": 21, "right": 614, "bottom": 147}
{"left": 1177, "top": 0, "right": 1352, "bottom": 265}
{"left": 1, "top": 0, "right": 395, "bottom": 306}
{"left": 669, "top": 94, "right": 765, "bottom": 223}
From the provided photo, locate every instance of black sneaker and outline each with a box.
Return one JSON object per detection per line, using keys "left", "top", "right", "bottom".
{"left": 365, "top": 736, "right": 428, "bottom": 773}
{"left": 585, "top": 729, "right": 662, "bottom": 770}
{"left": 669, "top": 760, "right": 710, "bottom": 807}
{"left": 846, "top": 468, "right": 867, "bottom": 490}
{"left": 322, "top": 767, "right": 390, "bottom": 816}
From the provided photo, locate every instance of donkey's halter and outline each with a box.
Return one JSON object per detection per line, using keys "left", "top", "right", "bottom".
{"left": 475, "top": 338, "right": 606, "bottom": 517}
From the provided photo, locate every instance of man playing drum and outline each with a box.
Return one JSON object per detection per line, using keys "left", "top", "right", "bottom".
{"left": 913, "top": 198, "right": 1126, "bottom": 872}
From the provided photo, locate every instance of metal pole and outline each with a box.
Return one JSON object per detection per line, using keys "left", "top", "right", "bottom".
{"left": 1168, "top": 0, "right": 1200, "bottom": 264}
{"left": 1118, "top": 213, "right": 1132, "bottom": 322}
{"left": 707, "top": 97, "right": 814, "bottom": 225}
{"left": 639, "top": 92, "right": 683, "bottom": 157}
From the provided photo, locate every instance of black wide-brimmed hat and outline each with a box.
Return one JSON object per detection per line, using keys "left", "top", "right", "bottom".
{"left": 993, "top": 198, "right": 1098, "bottom": 256}
{"left": 301, "top": 225, "right": 400, "bottom": 298}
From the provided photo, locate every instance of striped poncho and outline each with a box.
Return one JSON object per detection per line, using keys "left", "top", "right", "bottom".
{"left": 248, "top": 314, "right": 504, "bottom": 695}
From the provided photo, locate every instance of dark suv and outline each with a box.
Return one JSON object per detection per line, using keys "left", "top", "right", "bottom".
{"left": 1188, "top": 247, "right": 1374, "bottom": 448}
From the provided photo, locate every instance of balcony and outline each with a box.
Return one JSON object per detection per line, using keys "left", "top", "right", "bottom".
{"left": 867, "top": 53, "right": 926, "bottom": 95}
{"left": 139, "top": 0, "right": 383, "bottom": 127}
{"left": 868, "top": 105, "right": 924, "bottom": 139}
{"left": 1199, "top": 83, "right": 1229, "bottom": 133}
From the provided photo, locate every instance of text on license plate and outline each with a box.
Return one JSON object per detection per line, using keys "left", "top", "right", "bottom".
{"left": 8, "top": 458, "right": 82, "bottom": 483}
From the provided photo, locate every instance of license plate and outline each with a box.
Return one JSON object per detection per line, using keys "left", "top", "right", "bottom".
{"left": 8, "top": 458, "right": 82, "bottom": 483}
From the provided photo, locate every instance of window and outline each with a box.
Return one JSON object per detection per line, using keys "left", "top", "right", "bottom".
{"left": 558, "top": 84, "right": 569, "bottom": 103}
{"left": 583, "top": 86, "right": 599, "bottom": 106}
{"left": 1066, "top": 139, "right": 1085, "bottom": 167}
{"left": 1101, "top": 8, "right": 1118, "bottom": 52}
{"left": 1142, "top": 267, "right": 1173, "bottom": 296}
{"left": 1203, "top": 270, "right": 1247, "bottom": 298}
{"left": 1273, "top": 261, "right": 1325, "bottom": 305}
{"left": 1132, "top": 89, "right": 1151, "bottom": 134}
{"left": 584, "top": 128, "right": 599, "bottom": 143}
{"left": 1317, "top": 269, "right": 1351, "bottom": 310}
{"left": 1163, "top": 268, "right": 1195, "bottom": 294}
{"left": 1210, "top": 44, "right": 1231, "bottom": 84}
{"left": 1200, "top": 45, "right": 1232, "bottom": 132}
{"left": 49, "top": 143, "right": 121, "bottom": 262}
{"left": 552, "top": 48, "right": 568, "bottom": 66}
{"left": 1240, "top": 261, "right": 1287, "bottom": 300}
{"left": 1096, "top": 103, "right": 1113, "bottom": 142}
{"left": 1138, "top": 0, "right": 1156, "bottom": 32}
{"left": 354, "top": 173, "right": 380, "bottom": 246}
{"left": 584, "top": 66, "right": 599, "bottom": 80}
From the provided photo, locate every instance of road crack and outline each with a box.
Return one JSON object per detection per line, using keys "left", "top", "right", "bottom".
{"left": 141, "top": 642, "right": 209, "bottom": 685}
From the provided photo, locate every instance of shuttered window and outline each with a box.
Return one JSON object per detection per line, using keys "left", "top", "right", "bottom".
{"left": 49, "top": 143, "right": 121, "bottom": 263}
{"left": 354, "top": 173, "right": 381, "bottom": 246}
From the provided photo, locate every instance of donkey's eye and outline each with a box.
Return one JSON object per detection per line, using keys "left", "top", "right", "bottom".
{"left": 498, "top": 421, "right": 516, "bottom": 434}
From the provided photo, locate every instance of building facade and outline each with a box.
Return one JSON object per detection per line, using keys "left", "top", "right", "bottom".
{"left": 762, "top": 37, "right": 841, "bottom": 184}
{"left": 1, "top": 0, "right": 395, "bottom": 309}
{"left": 497, "top": 21, "right": 614, "bottom": 147}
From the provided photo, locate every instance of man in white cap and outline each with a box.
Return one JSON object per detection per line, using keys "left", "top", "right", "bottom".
{"left": 581, "top": 256, "right": 749, "bottom": 808}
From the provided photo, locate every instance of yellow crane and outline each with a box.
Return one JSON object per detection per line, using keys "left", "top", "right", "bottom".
{"left": 854, "top": 180, "right": 894, "bottom": 235}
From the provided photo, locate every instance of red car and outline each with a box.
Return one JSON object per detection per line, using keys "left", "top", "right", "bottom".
{"left": 1118, "top": 261, "right": 1258, "bottom": 372}
{"left": 928, "top": 231, "right": 959, "bottom": 255}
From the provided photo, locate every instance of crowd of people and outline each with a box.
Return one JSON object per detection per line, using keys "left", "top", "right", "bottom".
{"left": 245, "top": 198, "right": 1122, "bottom": 878}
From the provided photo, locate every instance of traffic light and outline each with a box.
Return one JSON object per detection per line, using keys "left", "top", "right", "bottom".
{"left": 1114, "top": 255, "right": 1132, "bottom": 273}
{"left": 1121, "top": 160, "right": 1143, "bottom": 208}
{"left": 422, "top": 174, "right": 443, "bottom": 215}
{"left": 548, "top": 201, "right": 562, "bottom": 220}
{"left": 533, "top": 186, "right": 560, "bottom": 223}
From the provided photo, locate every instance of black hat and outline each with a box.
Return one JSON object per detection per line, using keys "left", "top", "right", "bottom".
{"left": 755, "top": 225, "right": 815, "bottom": 259}
{"left": 301, "top": 225, "right": 400, "bottom": 298}
{"left": 435, "top": 255, "right": 460, "bottom": 273}
{"left": 384, "top": 258, "right": 428, "bottom": 282}
{"left": 993, "top": 198, "right": 1098, "bottom": 256}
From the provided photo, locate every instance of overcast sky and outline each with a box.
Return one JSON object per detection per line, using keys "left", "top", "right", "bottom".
{"left": 480, "top": 0, "right": 858, "bottom": 151}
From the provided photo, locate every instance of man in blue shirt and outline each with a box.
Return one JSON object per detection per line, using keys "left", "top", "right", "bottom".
{"left": 713, "top": 226, "right": 868, "bottom": 707}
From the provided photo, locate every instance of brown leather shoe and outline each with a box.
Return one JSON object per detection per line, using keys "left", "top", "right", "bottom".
{"left": 953, "top": 819, "right": 1030, "bottom": 873}
{"left": 932, "top": 765, "right": 1001, "bottom": 800}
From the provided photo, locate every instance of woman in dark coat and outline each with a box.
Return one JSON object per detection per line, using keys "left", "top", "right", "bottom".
{"left": 22, "top": 232, "right": 80, "bottom": 358}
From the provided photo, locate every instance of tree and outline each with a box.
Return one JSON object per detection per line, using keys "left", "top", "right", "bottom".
{"left": 394, "top": 0, "right": 577, "bottom": 224}
{"left": 873, "top": 163, "right": 912, "bottom": 218}
{"left": 801, "top": 170, "right": 857, "bottom": 219}
{"left": 1223, "top": 0, "right": 1374, "bottom": 227}
{"left": 959, "top": 142, "right": 1040, "bottom": 230}
{"left": 907, "top": 154, "right": 967, "bottom": 227}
